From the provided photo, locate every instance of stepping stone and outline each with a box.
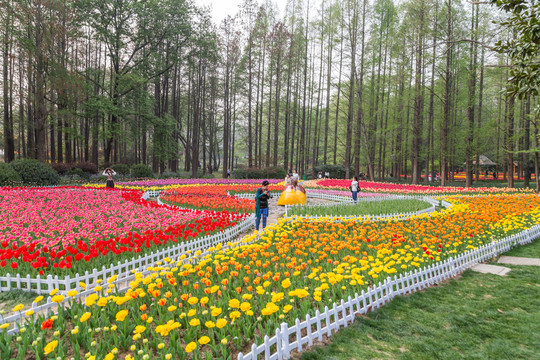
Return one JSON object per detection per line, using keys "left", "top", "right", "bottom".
{"left": 497, "top": 256, "right": 540, "bottom": 266}
{"left": 470, "top": 264, "right": 511, "bottom": 276}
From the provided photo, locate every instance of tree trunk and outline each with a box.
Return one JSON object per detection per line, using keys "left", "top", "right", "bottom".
{"left": 441, "top": 0, "right": 453, "bottom": 186}
{"left": 411, "top": 1, "right": 425, "bottom": 184}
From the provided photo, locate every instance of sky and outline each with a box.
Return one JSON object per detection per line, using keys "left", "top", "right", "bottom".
{"left": 196, "top": 0, "right": 288, "bottom": 24}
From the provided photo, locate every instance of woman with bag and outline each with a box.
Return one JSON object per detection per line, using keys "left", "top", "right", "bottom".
{"left": 350, "top": 176, "right": 359, "bottom": 204}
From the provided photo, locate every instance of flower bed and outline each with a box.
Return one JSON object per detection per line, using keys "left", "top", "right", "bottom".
{"left": 308, "top": 179, "right": 531, "bottom": 194}
{"left": 287, "top": 198, "right": 432, "bottom": 217}
{"left": 161, "top": 184, "right": 284, "bottom": 213}
{"left": 115, "top": 178, "right": 284, "bottom": 188}
{"left": 0, "top": 188, "right": 246, "bottom": 276}
{"left": 2, "top": 194, "right": 539, "bottom": 359}
{"left": 307, "top": 189, "right": 386, "bottom": 197}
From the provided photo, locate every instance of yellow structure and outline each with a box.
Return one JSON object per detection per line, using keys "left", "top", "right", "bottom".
{"left": 277, "top": 185, "right": 307, "bottom": 206}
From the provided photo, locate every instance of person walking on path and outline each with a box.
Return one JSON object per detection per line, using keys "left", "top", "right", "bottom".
{"left": 255, "top": 180, "right": 273, "bottom": 231}
{"left": 103, "top": 168, "right": 117, "bottom": 190}
{"left": 350, "top": 176, "right": 359, "bottom": 204}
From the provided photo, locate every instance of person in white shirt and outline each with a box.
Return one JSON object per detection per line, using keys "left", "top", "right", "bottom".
{"left": 285, "top": 174, "right": 292, "bottom": 186}
{"left": 350, "top": 176, "right": 359, "bottom": 203}
{"left": 325, "top": 171, "right": 330, "bottom": 179}
{"left": 103, "top": 168, "right": 117, "bottom": 189}
{"left": 292, "top": 170, "right": 299, "bottom": 181}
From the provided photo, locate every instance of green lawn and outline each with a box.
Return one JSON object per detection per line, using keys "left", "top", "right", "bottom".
{"left": 504, "top": 240, "right": 540, "bottom": 258}
{"left": 299, "top": 240, "right": 540, "bottom": 360}
{"left": 0, "top": 289, "right": 38, "bottom": 316}
{"left": 288, "top": 199, "right": 432, "bottom": 217}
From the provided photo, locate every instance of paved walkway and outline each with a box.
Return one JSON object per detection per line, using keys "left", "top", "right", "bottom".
{"left": 497, "top": 256, "right": 540, "bottom": 266}
{"left": 470, "top": 264, "right": 512, "bottom": 276}
{"left": 470, "top": 254, "right": 540, "bottom": 277}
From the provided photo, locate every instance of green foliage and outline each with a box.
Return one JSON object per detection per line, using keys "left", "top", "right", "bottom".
{"left": 197, "top": 170, "right": 216, "bottom": 179}
{"left": 65, "top": 168, "right": 90, "bottom": 179}
{"left": 0, "top": 163, "right": 21, "bottom": 187}
{"left": 76, "top": 162, "right": 98, "bottom": 174}
{"left": 111, "top": 164, "right": 131, "bottom": 175}
{"left": 131, "top": 164, "right": 153, "bottom": 178}
{"left": 51, "top": 162, "right": 71, "bottom": 175}
{"left": 232, "top": 166, "right": 287, "bottom": 179}
{"left": 312, "top": 164, "right": 354, "bottom": 179}
{"left": 300, "top": 250, "right": 540, "bottom": 360}
{"left": 175, "top": 170, "right": 192, "bottom": 179}
{"left": 10, "top": 159, "right": 60, "bottom": 186}
{"left": 52, "top": 162, "right": 98, "bottom": 175}
{"left": 288, "top": 199, "right": 431, "bottom": 217}
{"left": 493, "top": 0, "right": 540, "bottom": 98}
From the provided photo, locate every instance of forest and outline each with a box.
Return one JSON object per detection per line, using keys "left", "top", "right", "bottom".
{"left": 0, "top": 0, "right": 539, "bottom": 186}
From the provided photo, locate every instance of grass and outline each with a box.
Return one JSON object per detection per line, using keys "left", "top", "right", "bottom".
{"left": 504, "top": 240, "right": 540, "bottom": 258}
{"left": 0, "top": 289, "right": 39, "bottom": 315}
{"left": 288, "top": 199, "right": 432, "bottom": 217}
{"left": 299, "top": 240, "right": 540, "bottom": 360}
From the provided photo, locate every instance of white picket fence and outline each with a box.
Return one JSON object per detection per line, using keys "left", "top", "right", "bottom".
{"left": 237, "top": 223, "right": 540, "bottom": 360}
{"left": 0, "top": 213, "right": 272, "bottom": 335}
{"left": 0, "top": 191, "right": 255, "bottom": 295}
{"left": 232, "top": 192, "right": 281, "bottom": 199}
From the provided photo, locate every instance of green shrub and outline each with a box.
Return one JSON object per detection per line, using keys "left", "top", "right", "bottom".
{"left": 75, "top": 162, "right": 98, "bottom": 174}
{"left": 157, "top": 171, "right": 178, "bottom": 179}
{"left": 66, "top": 167, "right": 90, "bottom": 179}
{"left": 0, "top": 163, "right": 22, "bottom": 187}
{"left": 175, "top": 170, "right": 192, "bottom": 179}
{"left": 10, "top": 159, "right": 60, "bottom": 186}
{"left": 111, "top": 163, "right": 130, "bottom": 175}
{"left": 51, "top": 162, "right": 71, "bottom": 175}
{"left": 52, "top": 162, "right": 98, "bottom": 175}
{"left": 131, "top": 164, "right": 153, "bottom": 178}
{"left": 199, "top": 171, "right": 215, "bottom": 179}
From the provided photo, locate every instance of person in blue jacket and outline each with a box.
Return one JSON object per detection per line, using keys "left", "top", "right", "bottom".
{"left": 255, "top": 180, "right": 272, "bottom": 231}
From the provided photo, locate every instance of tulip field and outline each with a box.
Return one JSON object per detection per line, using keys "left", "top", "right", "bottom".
{"left": 0, "top": 178, "right": 539, "bottom": 360}
{"left": 303, "top": 178, "right": 533, "bottom": 194}
{"left": 0, "top": 188, "right": 248, "bottom": 277}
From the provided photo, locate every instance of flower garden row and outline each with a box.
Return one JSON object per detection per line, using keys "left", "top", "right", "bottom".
{"left": 0, "top": 188, "right": 248, "bottom": 277}
{"left": 1, "top": 193, "right": 539, "bottom": 359}
{"left": 303, "top": 178, "right": 534, "bottom": 194}
{"left": 2, "top": 176, "right": 530, "bottom": 279}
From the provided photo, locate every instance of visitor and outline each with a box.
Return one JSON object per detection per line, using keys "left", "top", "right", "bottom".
{"left": 102, "top": 168, "right": 117, "bottom": 190}
{"left": 324, "top": 171, "right": 330, "bottom": 179}
{"left": 292, "top": 170, "right": 299, "bottom": 182}
{"left": 227, "top": 169, "right": 231, "bottom": 178}
{"left": 285, "top": 174, "right": 292, "bottom": 186}
{"left": 255, "top": 180, "right": 273, "bottom": 231}
{"left": 318, "top": 172, "right": 323, "bottom": 179}
{"left": 350, "top": 176, "right": 359, "bottom": 204}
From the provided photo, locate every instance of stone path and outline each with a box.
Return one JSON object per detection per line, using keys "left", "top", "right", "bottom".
{"left": 470, "top": 264, "right": 512, "bottom": 276}
{"left": 470, "top": 254, "right": 540, "bottom": 277}
{"left": 497, "top": 256, "right": 540, "bottom": 266}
